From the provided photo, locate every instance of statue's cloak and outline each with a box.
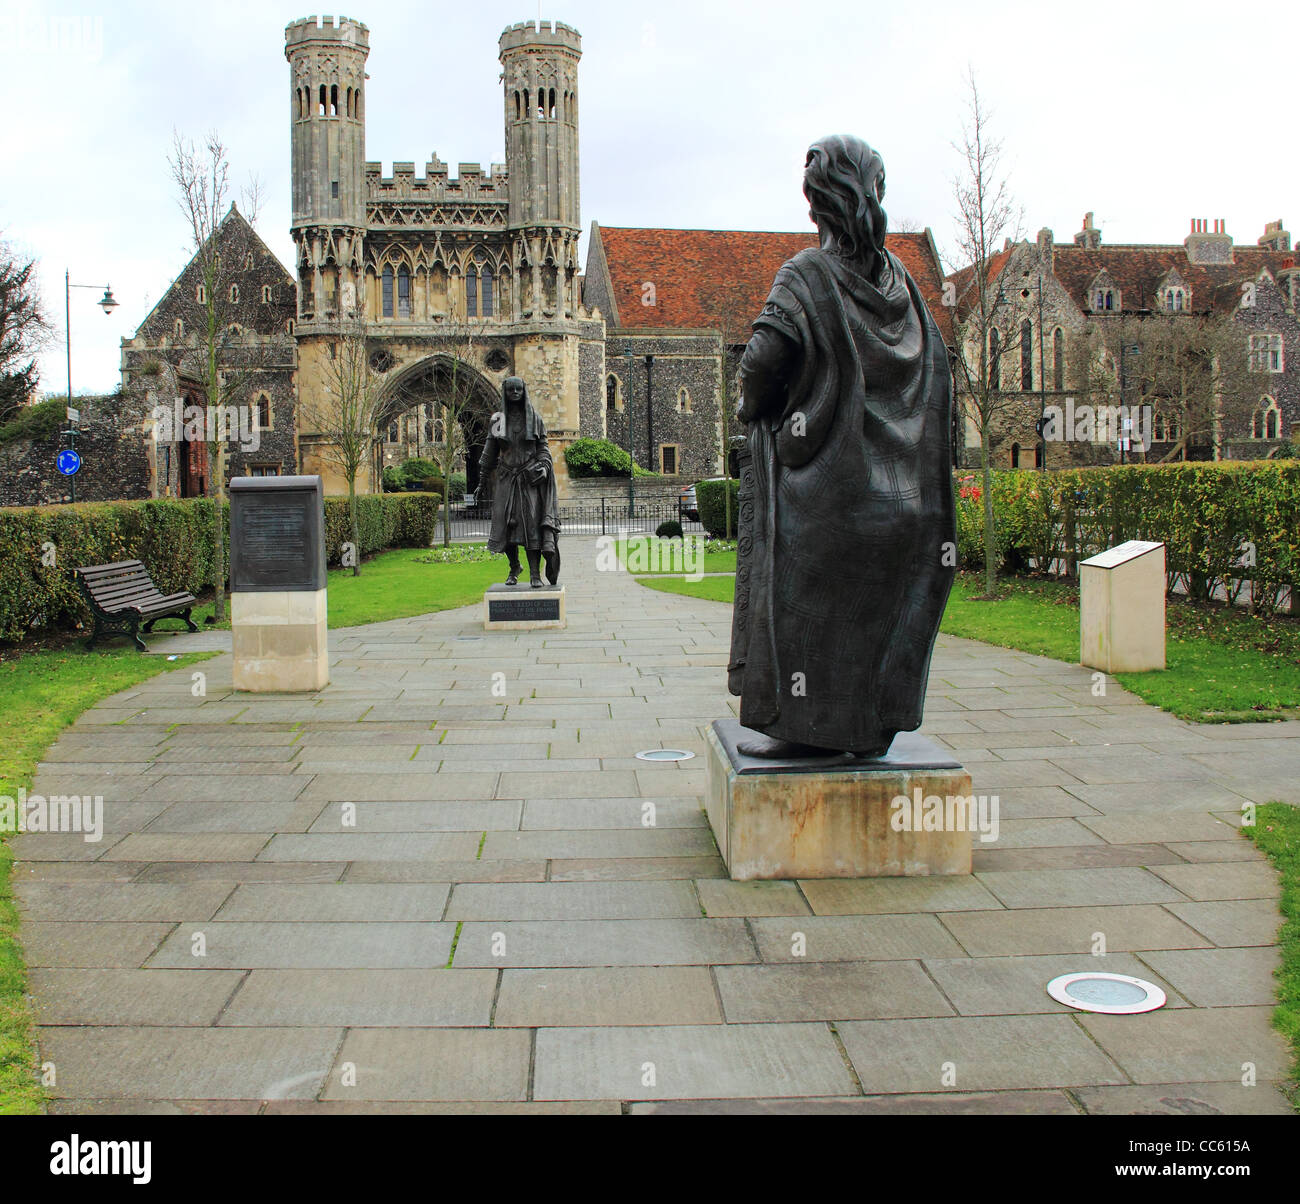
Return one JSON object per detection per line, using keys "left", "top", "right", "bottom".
{"left": 480, "top": 389, "right": 560, "bottom": 554}
{"left": 728, "top": 246, "right": 955, "bottom": 753}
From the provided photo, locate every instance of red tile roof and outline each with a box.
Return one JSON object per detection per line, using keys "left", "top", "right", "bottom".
{"left": 591, "top": 226, "right": 952, "bottom": 343}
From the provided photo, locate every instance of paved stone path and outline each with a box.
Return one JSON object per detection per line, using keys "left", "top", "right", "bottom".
{"left": 11, "top": 536, "right": 1299, "bottom": 1114}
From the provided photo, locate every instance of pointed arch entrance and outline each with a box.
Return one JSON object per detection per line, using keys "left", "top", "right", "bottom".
{"left": 374, "top": 355, "right": 499, "bottom": 496}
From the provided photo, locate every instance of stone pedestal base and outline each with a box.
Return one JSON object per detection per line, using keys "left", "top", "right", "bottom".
{"left": 483, "top": 583, "right": 566, "bottom": 630}
{"left": 232, "top": 589, "right": 329, "bottom": 693}
{"left": 705, "top": 720, "right": 974, "bottom": 880}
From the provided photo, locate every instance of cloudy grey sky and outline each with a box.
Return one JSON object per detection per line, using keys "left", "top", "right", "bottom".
{"left": 3, "top": 0, "right": 1295, "bottom": 395}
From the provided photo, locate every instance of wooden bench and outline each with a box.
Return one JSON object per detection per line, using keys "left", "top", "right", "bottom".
{"left": 75, "top": 560, "right": 199, "bottom": 652}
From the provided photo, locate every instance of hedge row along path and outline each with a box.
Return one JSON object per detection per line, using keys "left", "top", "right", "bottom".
{"left": 8, "top": 536, "right": 1297, "bottom": 1112}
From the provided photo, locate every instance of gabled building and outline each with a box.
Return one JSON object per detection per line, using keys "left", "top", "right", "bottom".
{"left": 946, "top": 213, "right": 1300, "bottom": 467}
{"left": 119, "top": 204, "right": 298, "bottom": 495}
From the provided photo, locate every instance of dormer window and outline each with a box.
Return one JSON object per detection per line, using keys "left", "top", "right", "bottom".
{"left": 1094, "top": 288, "right": 1116, "bottom": 311}
{"left": 1162, "top": 287, "right": 1188, "bottom": 312}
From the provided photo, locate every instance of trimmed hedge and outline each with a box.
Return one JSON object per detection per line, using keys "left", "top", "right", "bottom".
{"left": 0, "top": 492, "right": 438, "bottom": 642}
{"left": 565, "top": 438, "right": 632, "bottom": 478}
{"left": 698, "top": 478, "right": 740, "bottom": 538}
{"left": 953, "top": 461, "right": 1300, "bottom": 613}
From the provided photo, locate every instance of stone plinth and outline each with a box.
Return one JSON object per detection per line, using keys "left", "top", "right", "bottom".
{"left": 705, "top": 720, "right": 974, "bottom": 880}
{"left": 483, "top": 583, "right": 566, "bottom": 631}
{"left": 232, "top": 589, "right": 329, "bottom": 692}
{"left": 1080, "top": 540, "right": 1166, "bottom": 673}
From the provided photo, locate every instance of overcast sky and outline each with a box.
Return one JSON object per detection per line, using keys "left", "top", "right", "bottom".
{"left": 3, "top": 0, "right": 1296, "bottom": 395}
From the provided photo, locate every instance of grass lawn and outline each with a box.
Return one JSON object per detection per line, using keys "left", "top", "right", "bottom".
{"left": 0, "top": 540, "right": 503, "bottom": 1113}
{"left": 0, "top": 646, "right": 217, "bottom": 1114}
{"left": 1245, "top": 804, "right": 1300, "bottom": 1109}
{"left": 188, "top": 545, "right": 504, "bottom": 630}
{"left": 615, "top": 536, "right": 737, "bottom": 575}
{"left": 630, "top": 568, "right": 1300, "bottom": 723}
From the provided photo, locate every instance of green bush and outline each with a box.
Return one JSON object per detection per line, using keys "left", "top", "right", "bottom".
{"left": 381, "top": 466, "right": 406, "bottom": 493}
{"left": 953, "top": 461, "right": 1300, "bottom": 614}
{"left": 0, "top": 398, "right": 64, "bottom": 447}
{"left": 398, "top": 458, "right": 440, "bottom": 489}
{"left": 0, "top": 492, "right": 438, "bottom": 643}
{"left": 564, "top": 438, "right": 632, "bottom": 478}
{"left": 448, "top": 473, "right": 467, "bottom": 502}
{"left": 697, "top": 479, "right": 741, "bottom": 537}
{"left": 655, "top": 520, "right": 684, "bottom": 538}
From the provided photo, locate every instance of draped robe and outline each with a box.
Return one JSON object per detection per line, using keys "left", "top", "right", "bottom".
{"left": 479, "top": 391, "right": 560, "bottom": 555}
{"left": 727, "top": 245, "right": 955, "bottom": 754}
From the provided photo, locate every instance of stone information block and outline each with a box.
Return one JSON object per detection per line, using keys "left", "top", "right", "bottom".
{"left": 706, "top": 719, "right": 974, "bottom": 880}
{"left": 1080, "top": 540, "right": 1165, "bottom": 673}
{"left": 483, "top": 584, "right": 566, "bottom": 631}
{"left": 230, "top": 475, "right": 329, "bottom": 692}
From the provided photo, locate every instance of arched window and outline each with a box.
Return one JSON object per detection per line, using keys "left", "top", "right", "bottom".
{"left": 548, "top": 88, "right": 556, "bottom": 118}
{"left": 285, "top": 319, "right": 295, "bottom": 336}
{"left": 296, "top": 88, "right": 303, "bottom": 119}
{"left": 229, "top": 283, "right": 240, "bottom": 303}
{"left": 1094, "top": 288, "right": 1115, "bottom": 311}
{"left": 481, "top": 267, "right": 494, "bottom": 317}
{"left": 425, "top": 419, "right": 435, "bottom": 443}
{"left": 262, "top": 285, "right": 273, "bottom": 303}
{"left": 255, "top": 395, "right": 271, "bottom": 430}
{"left": 245, "top": 253, "right": 254, "bottom": 270}
{"left": 523, "top": 90, "right": 530, "bottom": 117}
{"left": 1020, "top": 319, "right": 1033, "bottom": 390}
{"left": 1010, "top": 441, "right": 1021, "bottom": 469}
{"left": 678, "top": 387, "right": 691, "bottom": 413}
{"left": 466, "top": 267, "right": 478, "bottom": 318}
{"left": 319, "top": 84, "right": 327, "bottom": 116}
{"left": 174, "top": 318, "right": 184, "bottom": 339}
{"left": 388, "top": 421, "right": 398, "bottom": 443}
{"left": 1254, "top": 397, "right": 1283, "bottom": 439}
{"left": 330, "top": 84, "right": 339, "bottom": 116}
{"left": 1052, "top": 328, "right": 1064, "bottom": 390}
{"left": 988, "top": 328, "right": 1001, "bottom": 390}
{"left": 195, "top": 283, "right": 206, "bottom": 304}
{"left": 514, "top": 91, "right": 521, "bottom": 120}
{"left": 606, "top": 374, "right": 620, "bottom": 412}
{"left": 397, "top": 267, "right": 410, "bottom": 318}
{"left": 381, "top": 267, "right": 394, "bottom": 318}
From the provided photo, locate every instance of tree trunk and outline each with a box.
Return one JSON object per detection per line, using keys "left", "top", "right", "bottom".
{"left": 980, "top": 424, "right": 997, "bottom": 597}
{"left": 348, "top": 475, "right": 360, "bottom": 577}
{"left": 212, "top": 442, "right": 227, "bottom": 621}
{"left": 442, "top": 477, "right": 451, "bottom": 549}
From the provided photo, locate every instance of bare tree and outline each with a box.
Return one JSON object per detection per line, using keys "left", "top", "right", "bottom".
{"left": 711, "top": 279, "right": 758, "bottom": 539}
{"left": 300, "top": 316, "right": 388, "bottom": 575}
{"left": 1094, "top": 313, "right": 1258, "bottom": 463}
{"left": 0, "top": 235, "right": 52, "bottom": 423}
{"left": 946, "top": 67, "right": 1024, "bottom": 596}
{"left": 167, "top": 130, "right": 268, "bottom": 618}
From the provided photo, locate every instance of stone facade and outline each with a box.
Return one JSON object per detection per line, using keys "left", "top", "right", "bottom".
{"left": 949, "top": 215, "right": 1300, "bottom": 468}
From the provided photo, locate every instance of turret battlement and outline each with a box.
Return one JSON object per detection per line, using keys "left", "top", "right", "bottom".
{"left": 285, "top": 14, "right": 370, "bottom": 51}
{"left": 365, "top": 158, "right": 510, "bottom": 203}
{"left": 499, "top": 19, "right": 581, "bottom": 55}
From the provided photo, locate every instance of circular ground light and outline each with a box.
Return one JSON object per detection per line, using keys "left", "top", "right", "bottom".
{"left": 634, "top": 749, "right": 695, "bottom": 762}
{"left": 1046, "top": 972, "right": 1166, "bottom": 1015}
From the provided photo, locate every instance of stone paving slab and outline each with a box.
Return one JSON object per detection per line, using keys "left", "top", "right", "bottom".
{"left": 13, "top": 535, "right": 1295, "bottom": 1114}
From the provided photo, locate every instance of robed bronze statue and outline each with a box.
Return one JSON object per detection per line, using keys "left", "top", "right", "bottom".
{"left": 479, "top": 377, "right": 561, "bottom": 587}
{"left": 728, "top": 135, "right": 955, "bottom": 759}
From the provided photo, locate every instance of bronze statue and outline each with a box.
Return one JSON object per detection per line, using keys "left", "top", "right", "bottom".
{"left": 728, "top": 135, "right": 955, "bottom": 759}
{"left": 479, "top": 376, "right": 560, "bottom": 587}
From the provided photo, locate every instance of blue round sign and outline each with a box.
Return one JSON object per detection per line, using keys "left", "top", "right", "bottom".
{"left": 57, "top": 449, "right": 81, "bottom": 476}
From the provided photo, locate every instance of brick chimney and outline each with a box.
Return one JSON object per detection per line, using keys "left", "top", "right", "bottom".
{"left": 1259, "top": 219, "right": 1291, "bottom": 252}
{"left": 1073, "top": 212, "right": 1101, "bottom": 249}
{"left": 1185, "top": 217, "right": 1233, "bottom": 265}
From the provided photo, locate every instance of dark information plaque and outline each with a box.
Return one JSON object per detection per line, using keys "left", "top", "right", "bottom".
{"left": 230, "top": 475, "right": 327, "bottom": 593}
{"left": 488, "top": 595, "right": 561, "bottom": 623}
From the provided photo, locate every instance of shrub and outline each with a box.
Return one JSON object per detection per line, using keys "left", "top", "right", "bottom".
{"left": 655, "top": 520, "right": 683, "bottom": 538}
{"left": 0, "top": 492, "right": 438, "bottom": 643}
{"left": 381, "top": 466, "right": 406, "bottom": 492}
{"left": 697, "top": 479, "right": 741, "bottom": 537}
{"left": 0, "top": 397, "right": 64, "bottom": 447}
{"left": 564, "top": 438, "right": 631, "bottom": 478}
{"left": 398, "top": 458, "right": 440, "bottom": 488}
{"left": 448, "top": 472, "right": 467, "bottom": 502}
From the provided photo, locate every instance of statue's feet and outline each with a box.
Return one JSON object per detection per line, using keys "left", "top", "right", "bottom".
{"left": 505, "top": 571, "right": 519, "bottom": 586}
{"left": 737, "top": 734, "right": 844, "bottom": 759}
{"left": 529, "top": 575, "right": 543, "bottom": 589}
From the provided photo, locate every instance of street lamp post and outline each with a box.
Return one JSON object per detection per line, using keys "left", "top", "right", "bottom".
{"left": 644, "top": 353, "right": 655, "bottom": 475}
{"left": 64, "top": 271, "right": 119, "bottom": 502}
{"left": 621, "top": 349, "right": 636, "bottom": 518}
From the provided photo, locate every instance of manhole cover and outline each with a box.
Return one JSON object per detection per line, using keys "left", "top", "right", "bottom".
{"left": 635, "top": 749, "right": 695, "bottom": 762}
{"left": 1046, "top": 972, "right": 1166, "bottom": 1015}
